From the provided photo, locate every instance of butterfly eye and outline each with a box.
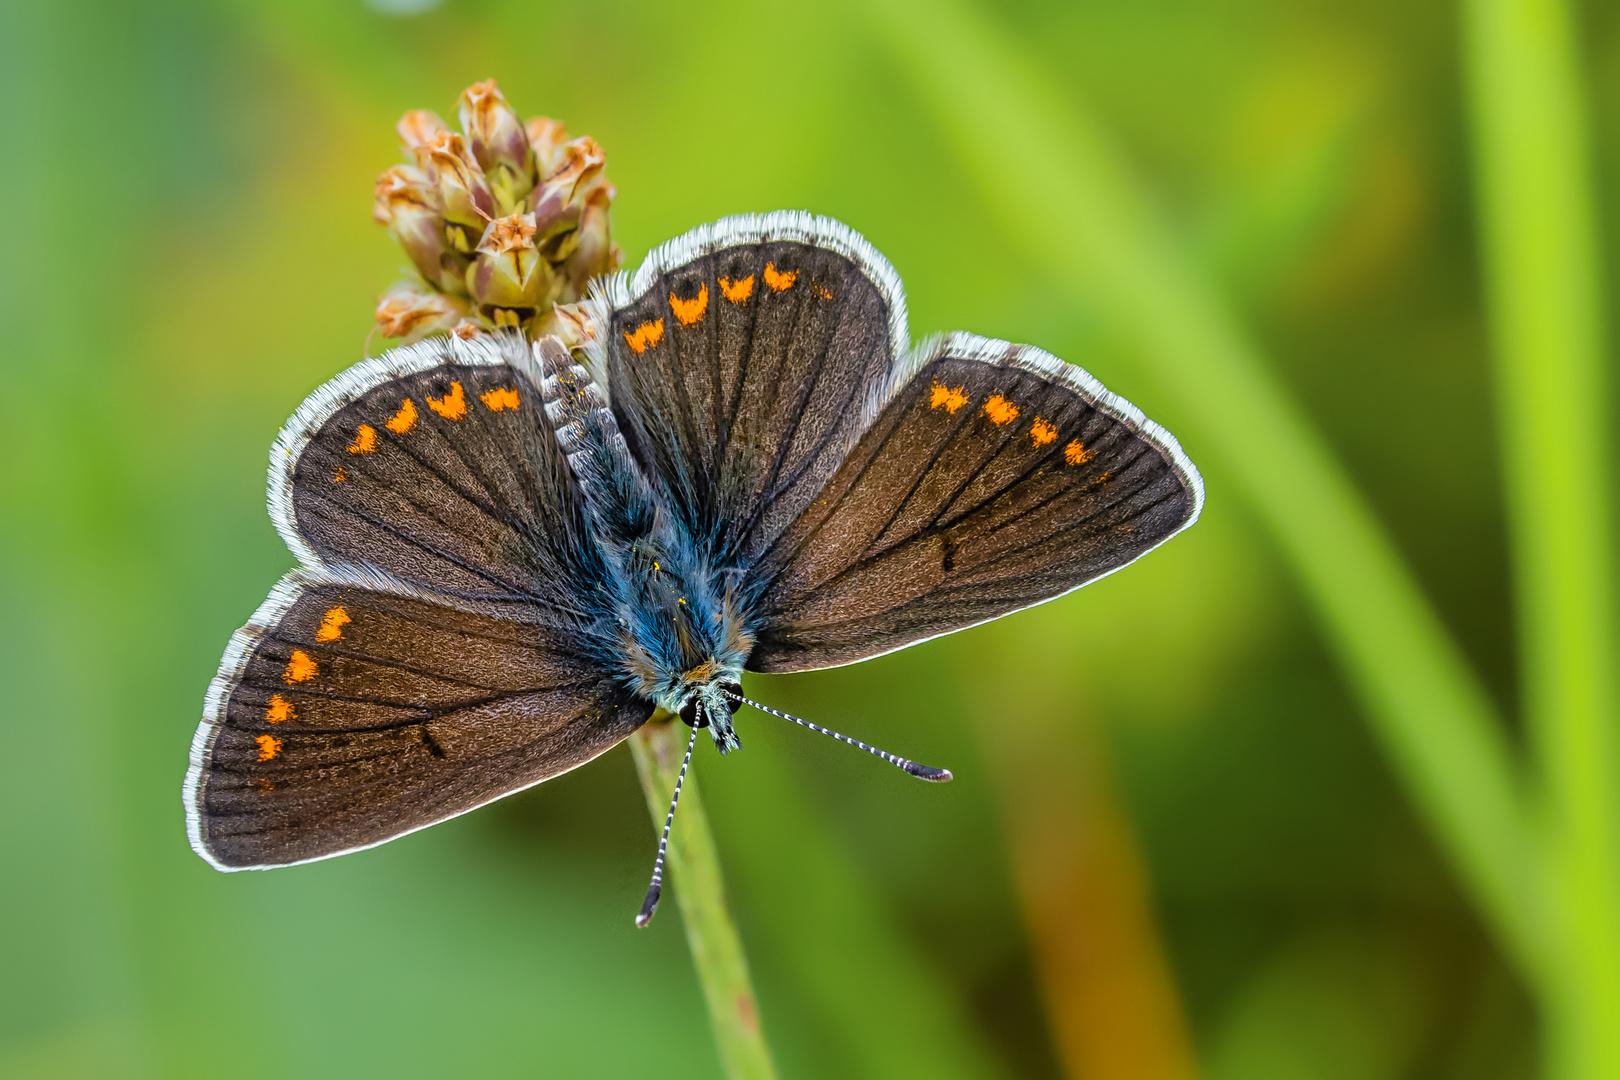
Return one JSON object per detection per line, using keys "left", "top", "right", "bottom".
{"left": 678, "top": 698, "right": 708, "bottom": 728}
{"left": 720, "top": 682, "right": 743, "bottom": 714}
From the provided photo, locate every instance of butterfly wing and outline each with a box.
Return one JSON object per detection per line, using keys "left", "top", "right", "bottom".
{"left": 745, "top": 333, "right": 1203, "bottom": 671}
{"left": 274, "top": 331, "right": 608, "bottom": 621}
{"left": 187, "top": 574, "right": 653, "bottom": 869}
{"left": 188, "top": 332, "right": 645, "bottom": 868}
{"left": 594, "top": 213, "right": 1201, "bottom": 673}
{"left": 592, "top": 213, "right": 903, "bottom": 569}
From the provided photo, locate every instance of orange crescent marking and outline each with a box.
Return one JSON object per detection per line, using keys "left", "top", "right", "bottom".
{"left": 426, "top": 381, "right": 467, "bottom": 420}
{"left": 332, "top": 467, "right": 348, "bottom": 483}
{"left": 385, "top": 398, "right": 417, "bottom": 434}
{"left": 283, "top": 649, "right": 317, "bottom": 684}
{"left": 315, "top": 606, "right": 350, "bottom": 643}
{"left": 670, "top": 283, "right": 709, "bottom": 326}
{"left": 929, "top": 383, "right": 970, "bottom": 414}
{"left": 623, "top": 319, "right": 665, "bottom": 354}
{"left": 763, "top": 263, "right": 797, "bottom": 291}
{"left": 1030, "top": 418, "right": 1057, "bottom": 447}
{"left": 719, "top": 275, "right": 755, "bottom": 303}
{"left": 1064, "top": 439, "right": 1093, "bottom": 465}
{"left": 481, "top": 386, "right": 521, "bottom": 411}
{"left": 347, "top": 424, "right": 377, "bottom": 454}
{"left": 255, "top": 734, "right": 282, "bottom": 762}
{"left": 265, "top": 694, "right": 296, "bottom": 724}
{"left": 983, "top": 394, "right": 1020, "bottom": 425}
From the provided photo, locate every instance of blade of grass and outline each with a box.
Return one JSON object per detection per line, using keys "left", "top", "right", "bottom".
{"left": 631, "top": 717, "right": 778, "bottom": 1080}
{"left": 1461, "top": 0, "right": 1620, "bottom": 1073}
{"left": 863, "top": 0, "right": 1547, "bottom": 982}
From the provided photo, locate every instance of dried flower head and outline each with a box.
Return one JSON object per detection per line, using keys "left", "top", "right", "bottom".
{"left": 371, "top": 78, "right": 621, "bottom": 345}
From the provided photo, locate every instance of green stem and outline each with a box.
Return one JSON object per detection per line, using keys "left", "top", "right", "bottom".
{"left": 630, "top": 716, "right": 778, "bottom": 1080}
{"left": 1461, "top": 0, "right": 1620, "bottom": 1074}
{"left": 864, "top": 0, "right": 1546, "bottom": 980}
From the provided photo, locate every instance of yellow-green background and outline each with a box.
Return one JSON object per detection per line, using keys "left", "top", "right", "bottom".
{"left": 1, "top": 0, "right": 1607, "bottom": 1076}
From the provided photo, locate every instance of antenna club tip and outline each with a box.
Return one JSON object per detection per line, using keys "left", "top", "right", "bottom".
{"left": 909, "top": 764, "right": 954, "bottom": 782}
{"left": 636, "top": 889, "right": 661, "bottom": 928}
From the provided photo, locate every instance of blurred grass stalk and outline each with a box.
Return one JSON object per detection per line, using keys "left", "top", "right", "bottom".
{"left": 964, "top": 625, "right": 1199, "bottom": 1080}
{"left": 1463, "top": 0, "right": 1620, "bottom": 1076}
{"left": 868, "top": 0, "right": 1557, "bottom": 1047}
{"left": 630, "top": 717, "right": 778, "bottom": 1080}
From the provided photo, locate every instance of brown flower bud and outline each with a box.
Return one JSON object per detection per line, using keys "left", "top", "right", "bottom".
{"left": 458, "top": 80, "right": 535, "bottom": 215}
{"left": 397, "top": 110, "right": 449, "bottom": 156}
{"left": 374, "top": 282, "right": 469, "bottom": 343}
{"left": 372, "top": 165, "right": 469, "bottom": 295}
{"left": 541, "top": 300, "right": 600, "bottom": 351}
{"left": 417, "top": 129, "right": 496, "bottom": 256}
{"left": 466, "top": 211, "right": 556, "bottom": 323}
{"left": 525, "top": 116, "right": 570, "bottom": 176}
{"left": 556, "top": 184, "right": 620, "bottom": 301}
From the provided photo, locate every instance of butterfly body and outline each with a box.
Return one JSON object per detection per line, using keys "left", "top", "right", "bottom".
{"left": 187, "top": 211, "right": 1203, "bottom": 871}
{"left": 537, "top": 346, "right": 752, "bottom": 747}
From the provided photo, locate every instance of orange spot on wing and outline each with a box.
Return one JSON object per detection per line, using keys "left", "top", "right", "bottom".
{"left": 930, "top": 383, "right": 970, "bottom": 414}
{"left": 719, "top": 275, "right": 755, "bottom": 303}
{"left": 763, "top": 263, "right": 797, "bottom": 291}
{"left": 814, "top": 283, "right": 834, "bottom": 300}
{"left": 315, "top": 606, "right": 350, "bottom": 643}
{"left": 1064, "top": 439, "right": 1093, "bottom": 465}
{"left": 385, "top": 398, "right": 417, "bottom": 434}
{"left": 1030, "top": 418, "right": 1057, "bottom": 447}
{"left": 255, "top": 734, "right": 282, "bottom": 762}
{"left": 480, "top": 386, "right": 520, "bottom": 411}
{"left": 670, "top": 283, "right": 709, "bottom": 326}
{"left": 426, "top": 381, "right": 467, "bottom": 420}
{"left": 265, "top": 694, "right": 296, "bottom": 724}
{"left": 623, "top": 319, "right": 665, "bottom": 354}
{"left": 983, "top": 394, "right": 1020, "bottom": 425}
{"left": 347, "top": 424, "right": 377, "bottom": 454}
{"left": 283, "top": 650, "right": 317, "bottom": 683}
{"left": 1094, "top": 471, "right": 1112, "bottom": 486}
{"left": 332, "top": 467, "right": 348, "bottom": 483}
{"left": 254, "top": 777, "right": 275, "bottom": 794}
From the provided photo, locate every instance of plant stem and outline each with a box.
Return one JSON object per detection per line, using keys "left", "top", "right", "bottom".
{"left": 1461, "top": 0, "right": 1620, "bottom": 1074}
{"left": 630, "top": 716, "right": 778, "bottom": 1080}
{"left": 864, "top": 0, "right": 1546, "bottom": 980}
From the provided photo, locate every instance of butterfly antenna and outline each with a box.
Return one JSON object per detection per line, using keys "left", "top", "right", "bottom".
{"left": 725, "top": 692, "right": 953, "bottom": 782}
{"left": 635, "top": 715, "right": 701, "bottom": 928}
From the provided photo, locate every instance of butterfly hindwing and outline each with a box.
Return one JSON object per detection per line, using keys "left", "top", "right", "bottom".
{"left": 187, "top": 574, "right": 654, "bottom": 869}
{"left": 596, "top": 214, "right": 903, "bottom": 568}
{"left": 277, "top": 333, "right": 605, "bottom": 620}
{"left": 744, "top": 333, "right": 1203, "bottom": 671}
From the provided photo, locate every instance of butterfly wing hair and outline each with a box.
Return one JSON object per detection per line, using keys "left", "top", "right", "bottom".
{"left": 187, "top": 334, "right": 649, "bottom": 870}
{"left": 592, "top": 212, "right": 1204, "bottom": 673}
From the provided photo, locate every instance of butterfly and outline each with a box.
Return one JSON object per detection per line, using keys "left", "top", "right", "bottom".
{"left": 185, "top": 212, "right": 1203, "bottom": 924}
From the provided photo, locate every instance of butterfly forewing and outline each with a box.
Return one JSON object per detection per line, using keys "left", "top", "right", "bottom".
{"left": 599, "top": 216, "right": 900, "bottom": 566}
{"left": 744, "top": 333, "right": 1202, "bottom": 671}
{"left": 279, "top": 335, "right": 605, "bottom": 620}
{"left": 189, "top": 575, "right": 653, "bottom": 869}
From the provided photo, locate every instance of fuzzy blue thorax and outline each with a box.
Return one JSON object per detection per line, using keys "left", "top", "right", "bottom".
{"left": 539, "top": 345, "right": 753, "bottom": 750}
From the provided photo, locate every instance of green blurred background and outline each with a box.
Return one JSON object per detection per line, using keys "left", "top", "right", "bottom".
{"left": 3, "top": 0, "right": 1611, "bottom": 1076}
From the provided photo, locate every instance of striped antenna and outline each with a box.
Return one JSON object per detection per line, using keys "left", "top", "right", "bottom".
{"left": 725, "top": 691, "right": 953, "bottom": 782}
{"left": 635, "top": 716, "right": 701, "bottom": 928}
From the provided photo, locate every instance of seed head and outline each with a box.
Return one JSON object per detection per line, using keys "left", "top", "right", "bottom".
{"left": 371, "top": 80, "right": 622, "bottom": 345}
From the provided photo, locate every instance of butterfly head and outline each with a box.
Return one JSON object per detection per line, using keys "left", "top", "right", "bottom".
{"left": 676, "top": 678, "right": 745, "bottom": 752}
